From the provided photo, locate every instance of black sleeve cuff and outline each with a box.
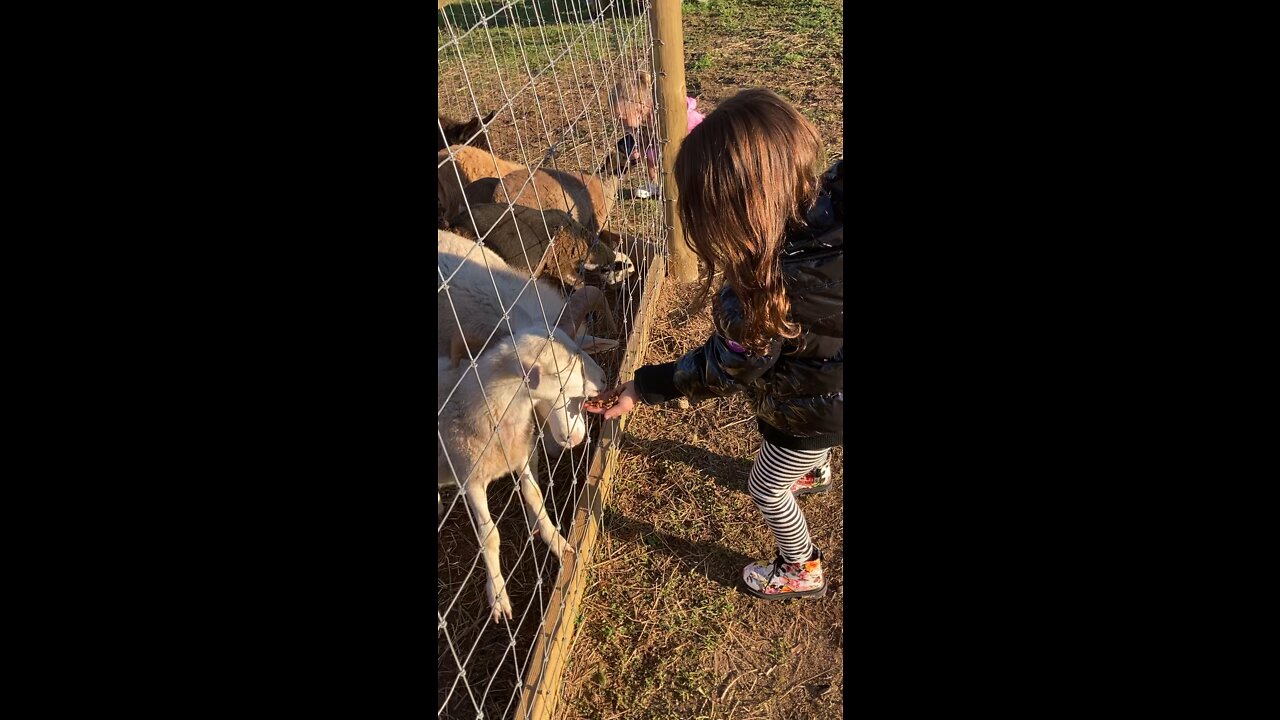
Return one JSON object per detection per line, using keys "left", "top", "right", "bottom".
{"left": 633, "top": 362, "right": 681, "bottom": 404}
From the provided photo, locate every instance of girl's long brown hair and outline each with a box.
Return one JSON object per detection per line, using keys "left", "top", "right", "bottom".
{"left": 673, "top": 88, "right": 824, "bottom": 354}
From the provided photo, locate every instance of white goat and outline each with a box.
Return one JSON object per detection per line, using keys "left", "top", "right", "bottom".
{"left": 437, "top": 229, "right": 619, "bottom": 361}
{"left": 437, "top": 228, "right": 616, "bottom": 622}
{"left": 437, "top": 328, "right": 603, "bottom": 623}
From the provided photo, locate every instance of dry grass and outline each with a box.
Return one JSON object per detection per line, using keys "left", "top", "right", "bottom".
{"left": 554, "top": 282, "right": 844, "bottom": 720}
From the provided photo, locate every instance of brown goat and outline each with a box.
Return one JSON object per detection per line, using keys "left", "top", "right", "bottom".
{"left": 437, "top": 111, "right": 495, "bottom": 152}
{"left": 438, "top": 145, "right": 527, "bottom": 225}
{"left": 479, "top": 167, "right": 622, "bottom": 235}
{"left": 452, "top": 204, "right": 635, "bottom": 291}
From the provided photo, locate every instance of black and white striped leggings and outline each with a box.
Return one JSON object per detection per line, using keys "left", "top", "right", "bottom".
{"left": 747, "top": 440, "right": 832, "bottom": 563}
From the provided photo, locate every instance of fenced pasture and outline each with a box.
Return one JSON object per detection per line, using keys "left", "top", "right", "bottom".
{"left": 437, "top": 2, "right": 672, "bottom": 718}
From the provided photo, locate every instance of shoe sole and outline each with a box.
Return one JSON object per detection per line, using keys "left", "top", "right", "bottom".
{"left": 791, "top": 484, "right": 832, "bottom": 497}
{"left": 741, "top": 579, "right": 828, "bottom": 600}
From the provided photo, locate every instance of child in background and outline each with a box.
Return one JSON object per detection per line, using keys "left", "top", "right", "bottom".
{"left": 585, "top": 88, "right": 843, "bottom": 599}
{"left": 604, "top": 70, "right": 705, "bottom": 199}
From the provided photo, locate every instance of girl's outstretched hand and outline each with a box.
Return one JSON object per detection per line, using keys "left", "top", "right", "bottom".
{"left": 583, "top": 381, "right": 639, "bottom": 421}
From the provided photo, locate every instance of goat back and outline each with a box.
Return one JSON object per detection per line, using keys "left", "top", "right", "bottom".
{"left": 458, "top": 205, "right": 593, "bottom": 284}
{"left": 491, "top": 167, "right": 609, "bottom": 234}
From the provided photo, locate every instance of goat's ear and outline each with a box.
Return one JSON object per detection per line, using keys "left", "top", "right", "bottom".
{"left": 526, "top": 365, "right": 541, "bottom": 390}
{"left": 481, "top": 110, "right": 496, "bottom": 124}
{"left": 598, "top": 230, "right": 621, "bottom": 248}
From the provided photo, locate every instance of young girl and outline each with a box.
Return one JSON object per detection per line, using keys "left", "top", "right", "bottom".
{"left": 585, "top": 88, "right": 843, "bottom": 599}
{"left": 604, "top": 70, "right": 705, "bottom": 199}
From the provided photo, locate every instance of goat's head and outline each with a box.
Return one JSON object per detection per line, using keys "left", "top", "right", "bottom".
{"left": 605, "top": 250, "right": 636, "bottom": 284}
{"left": 579, "top": 243, "right": 635, "bottom": 287}
{"left": 448, "top": 289, "right": 613, "bottom": 450}
{"left": 438, "top": 110, "right": 496, "bottom": 152}
{"left": 513, "top": 329, "right": 606, "bottom": 449}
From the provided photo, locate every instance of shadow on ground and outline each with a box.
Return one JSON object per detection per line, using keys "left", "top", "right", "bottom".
{"left": 600, "top": 505, "right": 756, "bottom": 592}
{"left": 619, "top": 430, "right": 756, "bottom": 493}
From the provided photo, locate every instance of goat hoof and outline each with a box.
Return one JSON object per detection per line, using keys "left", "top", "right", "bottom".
{"left": 488, "top": 581, "right": 514, "bottom": 623}
{"left": 490, "top": 593, "right": 513, "bottom": 623}
{"left": 549, "top": 534, "right": 574, "bottom": 560}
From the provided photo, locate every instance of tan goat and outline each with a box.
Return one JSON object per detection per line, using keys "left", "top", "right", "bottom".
{"left": 437, "top": 145, "right": 526, "bottom": 226}
{"left": 481, "top": 166, "right": 622, "bottom": 235}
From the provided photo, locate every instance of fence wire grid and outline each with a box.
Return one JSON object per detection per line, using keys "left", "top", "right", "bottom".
{"left": 438, "top": 2, "right": 669, "bottom": 718}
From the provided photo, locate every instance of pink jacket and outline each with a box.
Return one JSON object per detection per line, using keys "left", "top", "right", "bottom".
{"left": 644, "top": 97, "right": 705, "bottom": 163}
{"left": 684, "top": 96, "right": 706, "bottom": 133}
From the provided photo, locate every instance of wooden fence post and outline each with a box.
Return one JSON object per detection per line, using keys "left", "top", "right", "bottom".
{"left": 651, "top": 0, "right": 700, "bottom": 283}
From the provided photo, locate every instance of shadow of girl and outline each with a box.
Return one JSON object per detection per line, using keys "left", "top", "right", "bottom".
{"left": 617, "top": 431, "right": 756, "bottom": 494}
{"left": 601, "top": 506, "right": 754, "bottom": 592}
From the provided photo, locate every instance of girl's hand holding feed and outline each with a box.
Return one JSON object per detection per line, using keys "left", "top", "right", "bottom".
{"left": 583, "top": 381, "right": 639, "bottom": 420}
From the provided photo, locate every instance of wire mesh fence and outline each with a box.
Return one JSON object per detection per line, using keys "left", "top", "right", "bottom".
{"left": 437, "top": 2, "right": 669, "bottom": 717}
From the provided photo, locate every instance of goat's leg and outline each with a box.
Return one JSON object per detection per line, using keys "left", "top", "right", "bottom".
{"left": 517, "top": 463, "right": 573, "bottom": 561}
{"left": 519, "top": 454, "right": 543, "bottom": 539}
{"left": 463, "top": 480, "right": 513, "bottom": 623}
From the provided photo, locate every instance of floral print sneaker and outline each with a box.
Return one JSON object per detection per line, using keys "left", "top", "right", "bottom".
{"left": 742, "top": 549, "right": 827, "bottom": 599}
{"left": 790, "top": 462, "right": 833, "bottom": 497}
